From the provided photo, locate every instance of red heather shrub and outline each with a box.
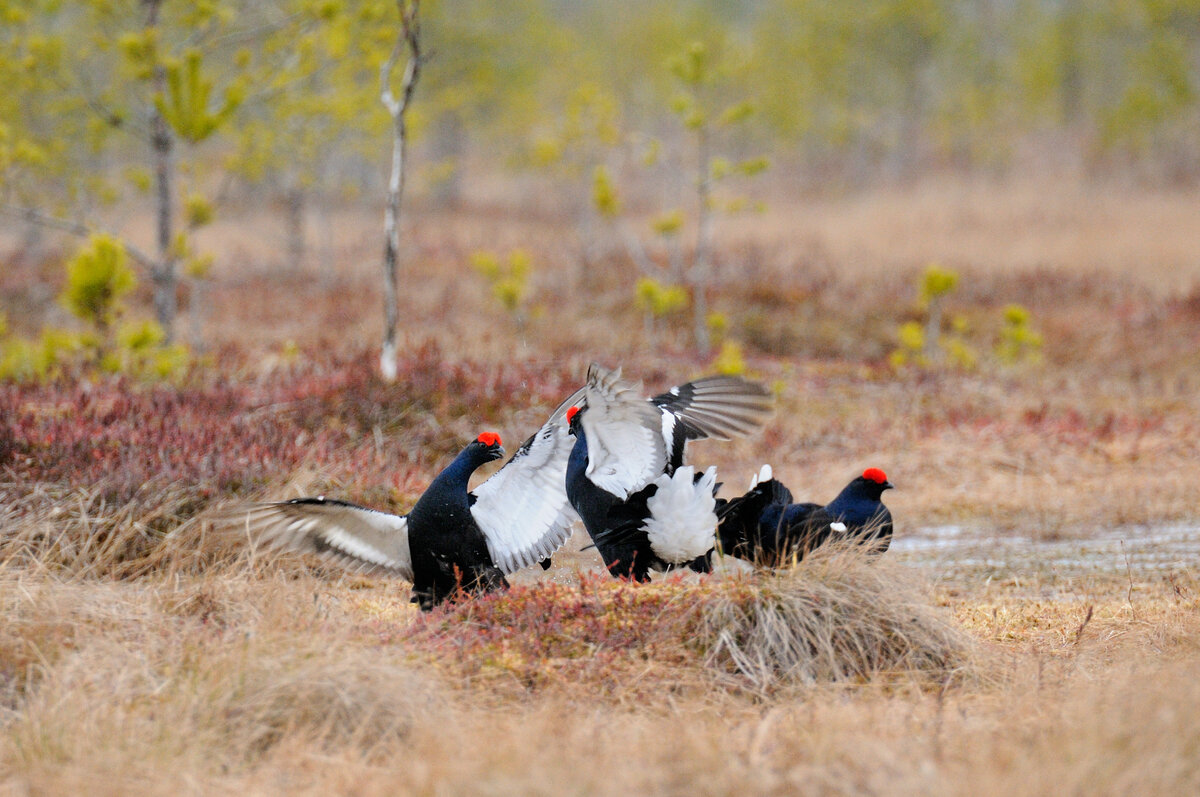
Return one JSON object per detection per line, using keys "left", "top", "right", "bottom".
{"left": 405, "top": 575, "right": 706, "bottom": 694}
{"left": 1, "top": 343, "right": 575, "bottom": 504}
{"left": 1, "top": 343, "right": 577, "bottom": 574}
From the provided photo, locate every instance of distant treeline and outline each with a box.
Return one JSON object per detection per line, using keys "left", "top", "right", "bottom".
{"left": 2, "top": 0, "right": 1197, "bottom": 218}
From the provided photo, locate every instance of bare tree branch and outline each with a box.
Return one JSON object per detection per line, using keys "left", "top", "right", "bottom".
{"left": 618, "top": 225, "right": 661, "bottom": 277}
{"left": 0, "top": 204, "right": 157, "bottom": 271}
{"left": 65, "top": 66, "right": 154, "bottom": 142}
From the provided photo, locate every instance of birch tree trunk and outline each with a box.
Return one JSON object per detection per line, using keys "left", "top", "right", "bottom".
{"left": 378, "top": 0, "right": 423, "bottom": 382}
{"left": 691, "top": 125, "right": 713, "bottom": 355}
{"left": 144, "top": 0, "right": 176, "bottom": 342}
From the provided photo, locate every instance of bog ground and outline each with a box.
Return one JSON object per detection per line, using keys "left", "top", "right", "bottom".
{"left": 3, "top": 176, "right": 1200, "bottom": 795}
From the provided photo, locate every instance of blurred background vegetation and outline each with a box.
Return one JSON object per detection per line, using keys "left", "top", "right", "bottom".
{"left": 0, "top": 0, "right": 1198, "bottom": 370}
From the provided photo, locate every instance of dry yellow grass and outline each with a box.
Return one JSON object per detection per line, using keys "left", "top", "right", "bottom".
{"left": 2, "top": 556, "right": 1199, "bottom": 796}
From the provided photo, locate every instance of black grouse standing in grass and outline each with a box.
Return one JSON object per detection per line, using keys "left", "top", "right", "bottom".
{"left": 564, "top": 363, "right": 774, "bottom": 581}
{"left": 715, "top": 464, "right": 839, "bottom": 566}
{"left": 818, "top": 467, "right": 895, "bottom": 551}
{"left": 717, "top": 466, "right": 895, "bottom": 565}
{"left": 232, "top": 403, "right": 583, "bottom": 610}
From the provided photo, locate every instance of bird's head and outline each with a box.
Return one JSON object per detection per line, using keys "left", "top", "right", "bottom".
{"left": 565, "top": 405, "right": 583, "bottom": 434}
{"left": 472, "top": 431, "right": 505, "bottom": 462}
{"left": 858, "top": 467, "right": 894, "bottom": 497}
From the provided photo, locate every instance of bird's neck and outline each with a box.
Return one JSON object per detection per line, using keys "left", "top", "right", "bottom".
{"left": 565, "top": 429, "right": 589, "bottom": 487}
{"left": 826, "top": 488, "right": 876, "bottom": 519}
{"left": 426, "top": 447, "right": 486, "bottom": 503}
{"left": 566, "top": 428, "right": 618, "bottom": 534}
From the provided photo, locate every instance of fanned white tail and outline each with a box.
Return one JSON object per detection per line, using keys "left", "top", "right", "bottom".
{"left": 643, "top": 466, "right": 718, "bottom": 564}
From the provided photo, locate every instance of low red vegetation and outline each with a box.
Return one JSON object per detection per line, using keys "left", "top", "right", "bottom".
{"left": 1, "top": 343, "right": 573, "bottom": 504}
{"left": 405, "top": 575, "right": 701, "bottom": 694}
{"left": 0, "top": 343, "right": 579, "bottom": 573}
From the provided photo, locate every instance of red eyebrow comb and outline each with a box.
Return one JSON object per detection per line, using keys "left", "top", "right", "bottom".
{"left": 863, "top": 467, "right": 887, "bottom": 484}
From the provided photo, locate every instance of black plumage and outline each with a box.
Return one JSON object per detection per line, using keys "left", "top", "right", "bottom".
{"left": 716, "top": 467, "right": 894, "bottom": 566}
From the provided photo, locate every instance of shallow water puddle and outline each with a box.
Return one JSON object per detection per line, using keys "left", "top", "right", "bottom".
{"left": 893, "top": 524, "right": 1200, "bottom": 577}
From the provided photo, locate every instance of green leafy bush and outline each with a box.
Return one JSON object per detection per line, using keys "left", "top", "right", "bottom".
{"left": 62, "top": 233, "right": 135, "bottom": 331}
{"left": 470, "top": 249, "right": 533, "bottom": 323}
{"left": 712, "top": 340, "right": 746, "bottom": 376}
{"left": 591, "top": 164, "right": 620, "bottom": 218}
{"left": 995, "top": 304, "right": 1044, "bottom": 365}
{"left": 634, "top": 277, "right": 688, "bottom": 320}
{"left": 892, "top": 267, "right": 1042, "bottom": 373}
{"left": 0, "top": 235, "right": 188, "bottom": 383}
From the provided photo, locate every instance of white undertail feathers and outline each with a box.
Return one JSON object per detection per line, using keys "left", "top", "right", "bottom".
{"left": 643, "top": 465, "right": 718, "bottom": 564}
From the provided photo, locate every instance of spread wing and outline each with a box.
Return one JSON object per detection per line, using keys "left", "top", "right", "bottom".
{"left": 580, "top": 363, "right": 669, "bottom": 499}
{"left": 470, "top": 416, "right": 580, "bottom": 575}
{"left": 225, "top": 498, "right": 413, "bottom": 580}
{"left": 652, "top": 375, "right": 775, "bottom": 441}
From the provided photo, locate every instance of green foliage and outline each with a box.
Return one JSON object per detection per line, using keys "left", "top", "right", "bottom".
{"left": 889, "top": 321, "right": 927, "bottom": 369}
{"left": 893, "top": 273, "right": 1044, "bottom": 373}
{"left": 669, "top": 40, "right": 710, "bottom": 87}
{"left": 184, "top": 253, "right": 215, "bottom": 280}
{"left": 62, "top": 234, "right": 136, "bottom": 329}
{"left": 0, "top": 316, "right": 187, "bottom": 384}
{"left": 634, "top": 278, "right": 688, "bottom": 319}
{"left": 592, "top": 164, "right": 620, "bottom": 217}
{"left": 892, "top": 265, "right": 978, "bottom": 371}
{"left": 919, "top": 264, "right": 959, "bottom": 306}
{"left": 184, "top": 193, "right": 215, "bottom": 228}
{"left": 712, "top": 340, "right": 746, "bottom": 376}
{"left": 471, "top": 249, "right": 533, "bottom": 319}
{"left": 995, "top": 304, "right": 1044, "bottom": 365}
{"left": 718, "top": 100, "right": 755, "bottom": 126}
{"left": 943, "top": 336, "right": 979, "bottom": 371}
{"left": 0, "top": 326, "right": 83, "bottom": 382}
{"left": 736, "top": 157, "right": 770, "bottom": 177}
{"left": 109, "top": 320, "right": 190, "bottom": 379}
{"left": 156, "top": 49, "right": 245, "bottom": 144}
{"left": 4, "top": 0, "right": 1196, "bottom": 245}
{"left": 706, "top": 311, "right": 729, "bottom": 341}
{"left": 651, "top": 210, "right": 684, "bottom": 237}
{"left": 118, "top": 29, "right": 159, "bottom": 81}
{"left": 1, "top": 235, "right": 189, "bottom": 383}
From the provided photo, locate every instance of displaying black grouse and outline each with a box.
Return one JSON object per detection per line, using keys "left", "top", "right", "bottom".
{"left": 564, "top": 364, "right": 774, "bottom": 581}
{"left": 717, "top": 466, "right": 895, "bottom": 566}
{"left": 232, "top": 405, "right": 582, "bottom": 610}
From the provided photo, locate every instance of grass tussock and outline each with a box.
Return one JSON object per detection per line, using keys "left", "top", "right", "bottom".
{"left": 701, "top": 545, "right": 974, "bottom": 692}
{"left": 411, "top": 545, "right": 973, "bottom": 697}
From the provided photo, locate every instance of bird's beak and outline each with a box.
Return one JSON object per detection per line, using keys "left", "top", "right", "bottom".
{"left": 491, "top": 445, "right": 506, "bottom": 462}
{"left": 883, "top": 480, "right": 895, "bottom": 490}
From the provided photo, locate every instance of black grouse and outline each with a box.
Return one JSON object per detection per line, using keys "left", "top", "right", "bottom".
{"left": 564, "top": 363, "right": 774, "bottom": 581}
{"left": 817, "top": 467, "right": 895, "bottom": 551}
{"left": 715, "top": 464, "right": 838, "bottom": 566}
{"left": 717, "top": 466, "right": 895, "bottom": 566}
{"left": 232, "top": 406, "right": 582, "bottom": 610}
